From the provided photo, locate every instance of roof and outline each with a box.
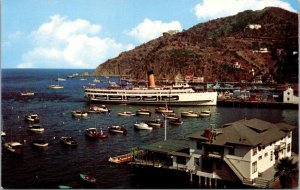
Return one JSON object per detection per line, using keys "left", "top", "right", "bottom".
{"left": 187, "top": 118, "right": 296, "bottom": 147}
{"left": 139, "top": 139, "right": 190, "bottom": 155}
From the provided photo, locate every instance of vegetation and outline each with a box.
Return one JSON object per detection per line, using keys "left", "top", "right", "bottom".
{"left": 274, "top": 157, "right": 298, "bottom": 188}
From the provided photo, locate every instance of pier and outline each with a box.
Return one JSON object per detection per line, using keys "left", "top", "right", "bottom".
{"left": 217, "top": 100, "right": 298, "bottom": 109}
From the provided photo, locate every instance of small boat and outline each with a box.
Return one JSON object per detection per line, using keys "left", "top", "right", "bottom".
{"left": 118, "top": 111, "right": 135, "bottom": 116}
{"left": 146, "top": 119, "right": 163, "bottom": 127}
{"left": 1, "top": 131, "right": 6, "bottom": 137}
{"left": 72, "top": 110, "right": 88, "bottom": 117}
{"left": 134, "top": 122, "right": 152, "bottom": 130}
{"left": 85, "top": 128, "right": 99, "bottom": 138}
{"left": 199, "top": 110, "right": 211, "bottom": 117}
{"left": 93, "top": 78, "right": 101, "bottom": 83}
{"left": 181, "top": 111, "right": 199, "bottom": 118}
{"left": 108, "top": 153, "right": 133, "bottom": 164}
{"left": 25, "top": 113, "right": 40, "bottom": 123}
{"left": 20, "top": 91, "right": 35, "bottom": 96}
{"left": 136, "top": 108, "right": 151, "bottom": 116}
{"left": 108, "top": 125, "right": 127, "bottom": 134}
{"left": 60, "top": 137, "right": 78, "bottom": 146}
{"left": 169, "top": 118, "right": 183, "bottom": 125}
{"left": 58, "top": 185, "right": 72, "bottom": 189}
{"left": 155, "top": 106, "right": 174, "bottom": 113}
{"left": 85, "top": 128, "right": 108, "bottom": 139}
{"left": 163, "top": 112, "right": 178, "bottom": 120}
{"left": 80, "top": 78, "right": 87, "bottom": 81}
{"left": 56, "top": 77, "right": 66, "bottom": 81}
{"left": 31, "top": 139, "right": 49, "bottom": 149}
{"left": 48, "top": 84, "right": 64, "bottom": 89}
{"left": 27, "top": 124, "right": 45, "bottom": 133}
{"left": 4, "top": 142, "right": 23, "bottom": 154}
{"left": 88, "top": 105, "right": 110, "bottom": 113}
{"left": 79, "top": 173, "right": 96, "bottom": 184}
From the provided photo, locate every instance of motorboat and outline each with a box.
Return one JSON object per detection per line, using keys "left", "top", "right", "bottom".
{"left": 199, "top": 110, "right": 211, "bottom": 117}
{"left": 72, "top": 110, "right": 88, "bottom": 117}
{"left": 134, "top": 122, "right": 152, "bottom": 130}
{"left": 31, "top": 139, "right": 49, "bottom": 149}
{"left": 4, "top": 141, "right": 23, "bottom": 154}
{"left": 108, "top": 125, "right": 127, "bottom": 134}
{"left": 117, "top": 111, "right": 135, "bottom": 116}
{"left": 79, "top": 173, "right": 96, "bottom": 184}
{"left": 85, "top": 128, "right": 108, "bottom": 139}
{"left": 88, "top": 105, "right": 110, "bottom": 113}
{"left": 85, "top": 128, "right": 100, "bottom": 138}
{"left": 60, "top": 137, "right": 78, "bottom": 146}
{"left": 155, "top": 106, "right": 174, "bottom": 113}
{"left": 168, "top": 118, "right": 183, "bottom": 125}
{"left": 25, "top": 113, "right": 40, "bottom": 123}
{"left": 27, "top": 124, "right": 45, "bottom": 133}
{"left": 1, "top": 131, "right": 6, "bottom": 137}
{"left": 48, "top": 84, "right": 64, "bottom": 89}
{"left": 181, "top": 111, "right": 199, "bottom": 118}
{"left": 163, "top": 112, "right": 178, "bottom": 120}
{"left": 56, "top": 77, "right": 66, "bottom": 81}
{"left": 20, "top": 91, "right": 35, "bottom": 96}
{"left": 146, "top": 119, "right": 163, "bottom": 127}
{"left": 108, "top": 153, "right": 133, "bottom": 164}
{"left": 136, "top": 108, "right": 151, "bottom": 116}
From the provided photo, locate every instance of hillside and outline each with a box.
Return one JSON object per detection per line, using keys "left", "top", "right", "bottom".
{"left": 94, "top": 7, "right": 298, "bottom": 83}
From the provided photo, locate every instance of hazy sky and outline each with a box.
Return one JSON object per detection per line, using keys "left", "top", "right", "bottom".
{"left": 2, "top": 0, "right": 298, "bottom": 69}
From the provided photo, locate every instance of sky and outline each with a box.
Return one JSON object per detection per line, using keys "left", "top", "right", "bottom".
{"left": 1, "top": 0, "right": 298, "bottom": 69}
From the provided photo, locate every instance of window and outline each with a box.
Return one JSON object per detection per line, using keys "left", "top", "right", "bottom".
{"left": 287, "top": 98, "right": 290, "bottom": 101}
{"left": 258, "top": 156, "right": 262, "bottom": 160}
{"left": 253, "top": 147, "right": 257, "bottom": 156}
{"left": 264, "top": 152, "right": 268, "bottom": 157}
{"left": 177, "top": 156, "right": 186, "bottom": 165}
{"left": 287, "top": 143, "right": 291, "bottom": 152}
{"left": 197, "top": 141, "right": 202, "bottom": 150}
{"left": 270, "top": 151, "right": 273, "bottom": 161}
{"left": 252, "top": 161, "right": 257, "bottom": 174}
{"left": 228, "top": 147, "right": 235, "bottom": 155}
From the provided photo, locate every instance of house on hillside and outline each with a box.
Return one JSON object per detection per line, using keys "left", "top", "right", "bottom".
{"left": 131, "top": 118, "right": 295, "bottom": 188}
{"left": 283, "top": 86, "right": 299, "bottom": 104}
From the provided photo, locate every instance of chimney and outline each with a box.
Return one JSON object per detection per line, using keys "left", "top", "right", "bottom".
{"left": 147, "top": 70, "right": 155, "bottom": 88}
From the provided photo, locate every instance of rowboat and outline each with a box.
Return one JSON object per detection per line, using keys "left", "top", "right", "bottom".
{"left": 181, "top": 111, "right": 199, "bottom": 118}
{"left": 117, "top": 111, "right": 135, "bottom": 116}
{"left": 135, "top": 108, "right": 151, "bottom": 116}
{"left": 4, "top": 142, "right": 23, "bottom": 154}
{"left": 72, "top": 110, "right": 88, "bottom": 117}
{"left": 31, "top": 139, "right": 49, "bottom": 149}
{"left": 27, "top": 124, "right": 45, "bottom": 133}
{"left": 60, "top": 137, "right": 78, "bottom": 146}
{"left": 108, "top": 125, "right": 127, "bottom": 134}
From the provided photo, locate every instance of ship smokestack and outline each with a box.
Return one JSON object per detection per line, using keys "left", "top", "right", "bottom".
{"left": 147, "top": 70, "right": 155, "bottom": 88}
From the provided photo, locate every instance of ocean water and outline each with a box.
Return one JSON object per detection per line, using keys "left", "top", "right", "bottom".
{"left": 1, "top": 69, "right": 298, "bottom": 189}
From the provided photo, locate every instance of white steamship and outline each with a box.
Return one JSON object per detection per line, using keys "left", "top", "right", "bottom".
{"left": 84, "top": 71, "right": 217, "bottom": 106}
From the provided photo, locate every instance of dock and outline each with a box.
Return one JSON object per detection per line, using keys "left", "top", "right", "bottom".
{"left": 217, "top": 100, "right": 298, "bottom": 109}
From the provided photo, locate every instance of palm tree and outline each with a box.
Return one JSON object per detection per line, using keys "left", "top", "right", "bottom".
{"left": 274, "top": 157, "right": 298, "bottom": 188}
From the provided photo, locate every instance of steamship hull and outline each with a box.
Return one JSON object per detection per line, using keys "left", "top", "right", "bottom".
{"left": 84, "top": 88, "right": 217, "bottom": 106}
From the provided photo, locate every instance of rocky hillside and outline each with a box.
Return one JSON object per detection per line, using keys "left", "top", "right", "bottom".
{"left": 94, "top": 7, "right": 298, "bottom": 83}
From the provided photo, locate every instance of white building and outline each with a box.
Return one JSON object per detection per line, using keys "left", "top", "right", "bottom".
{"left": 283, "top": 86, "right": 299, "bottom": 104}
{"left": 132, "top": 118, "right": 295, "bottom": 188}
{"left": 247, "top": 24, "right": 262, "bottom": 30}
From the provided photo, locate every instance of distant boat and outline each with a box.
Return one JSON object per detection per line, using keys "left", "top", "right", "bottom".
{"left": 108, "top": 125, "right": 127, "bottom": 134}
{"left": 25, "top": 113, "right": 40, "bottom": 123}
{"left": 199, "top": 110, "right": 211, "bottom": 117}
{"left": 181, "top": 111, "right": 199, "bottom": 118}
{"left": 93, "top": 78, "right": 101, "bottom": 83}
{"left": 27, "top": 124, "right": 45, "bottom": 133}
{"left": 31, "top": 139, "right": 49, "bottom": 149}
{"left": 58, "top": 185, "right": 72, "bottom": 189}
{"left": 60, "top": 137, "right": 78, "bottom": 146}
{"left": 71, "top": 110, "right": 88, "bottom": 117}
{"left": 88, "top": 105, "right": 110, "bottom": 113}
{"left": 155, "top": 106, "right": 174, "bottom": 113}
{"left": 1, "top": 131, "right": 6, "bottom": 137}
{"left": 134, "top": 122, "right": 152, "bottom": 130}
{"left": 146, "top": 119, "right": 163, "bottom": 127}
{"left": 80, "top": 78, "right": 87, "bottom": 81}
{"left": 85, "top": 128, "right": 108, "bottom": 139}
{"left": 4, "top": 141, "right": 23, "bottom": 154}
{"left": 20, "top": 91, "right": 35, "bottom": 96}
{"left": 48, "top": 84, "right": 64, "bottom": 89}
{"left": 168, "top": 118, "right": 183, "bottom": 125}
{"left": 56, "top": 77, "right": 66, "bottom": 81}
{"left": 118, "top": 111, "right": 135, "bottom": 116}
{"left": 79, "top": 173, "right": 96, "bottom": 184}
{"left": 136, "top": 108, "right": 151, "bottom": 116}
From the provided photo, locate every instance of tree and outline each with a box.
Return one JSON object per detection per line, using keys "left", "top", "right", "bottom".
{"left": 274, "top": 157, "right": 298, "bottom": 188}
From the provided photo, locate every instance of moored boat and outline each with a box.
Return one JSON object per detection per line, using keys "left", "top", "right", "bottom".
{"left": 72, "top": 110, "right": 88, "bottom": 117}
{"left": 108, "top": 153, "right": 133, "bottom": 164}
{"left": 48, "top": 84, "right": 64, "bottom": 89}
{"left": 117, "top": 111, "right": 135, "bottom": 116}
{"left": 146, "top": 119, "right": 163, "bottom": 127}
{"left": 136, "top": 108, "right": 151, "bottom": 116}
{"left": 168, "top": 118, "right": 183, "bottom": 125}
{"left": 108, "top": 125, "right": 127, "bottom": 134}
{"left": 31, "top": 139, "right": 49, "bottom": 149}
{"left": 155, "top": 106, "right": 174, "bottom": 113}
{"left": 4, "top": 142, "right": 23, "bottom": 154}
{"left": 181, "top": 111, "right": 199, "bottom": 118}
{"left": 199, "top": 110, "right": 211, "bottom": 117}
{"left": 20, "top": 91, "right": 35, "bottom": 96}
{"left": 134, "top": 122, "right": 152, "bottom": 130}
{"left": 1, "top": 131, "right": 6, "bottom": 137}
{"left": 85, "top": 128, "right": 100, "bottom": 138}
{"left": 88, "top": 105, "right": 110, "bottom": 113}
{"left": 27, "top": 124, "right": 45, "bottom": 133}
{"left": 79, "top": 173, "right": 96, "bottom": 184}
{"left": 60, "top": 137, "right": 78, "bottom": 146}
{"left": 25, "top": 113, "right": 40, "bottom": 123}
